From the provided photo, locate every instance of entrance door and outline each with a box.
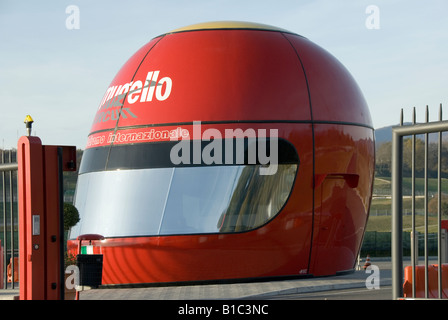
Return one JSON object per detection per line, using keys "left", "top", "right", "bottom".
{"left": 310, "top": 174, "right": 362, "bottom": 276}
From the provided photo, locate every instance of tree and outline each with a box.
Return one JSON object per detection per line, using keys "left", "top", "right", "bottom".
{"left": 375, "top": 141, "right": 391, "bottom": 176}
{"left": 428, "top": 194, "right": 448, "bottom": 218}
{"left": 375, "top": 138, "right": 448, "bottom": 179}
{"left": 64, "top": 203, "right": 80, "bottom": 231}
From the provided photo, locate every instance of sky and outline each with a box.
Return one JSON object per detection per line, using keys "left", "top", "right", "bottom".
{"left": 0, "top": 0, "right": 447, "bottom": 149}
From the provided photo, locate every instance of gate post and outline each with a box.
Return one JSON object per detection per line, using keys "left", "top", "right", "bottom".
{"left": 17, "top": 136, "right": 76, "bottom": 300}
{"left": 391, "top": 129, "right": 403, "bottom": 299}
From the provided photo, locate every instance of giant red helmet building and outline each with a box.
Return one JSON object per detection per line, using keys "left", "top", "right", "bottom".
{"left": 69, "top": 21, "right": 375, "bottom": 285}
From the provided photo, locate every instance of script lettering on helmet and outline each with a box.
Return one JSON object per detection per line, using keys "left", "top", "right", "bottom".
{"left": 94, "top": 70, "right": 172, "bottom": 124}
{"left": 99, "top": 71, "right": 172, "bottom": 109}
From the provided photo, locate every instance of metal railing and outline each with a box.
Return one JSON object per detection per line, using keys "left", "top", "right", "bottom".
{"left": 0, "top": 149, "right": 18, "bottom": 289}
{"left": 392, "top": 104, "right": 447, "bottom": 299}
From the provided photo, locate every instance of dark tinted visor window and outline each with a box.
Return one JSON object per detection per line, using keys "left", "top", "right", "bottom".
{"left": 70, "top": 138, "right": 299, "bottom": 238}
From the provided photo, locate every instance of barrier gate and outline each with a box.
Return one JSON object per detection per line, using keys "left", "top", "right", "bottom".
{"left": 392, "top": 104, "right": 448, "bottom": 299}
{"left": 17, "top": 136, "right": 76, "bottom": 300}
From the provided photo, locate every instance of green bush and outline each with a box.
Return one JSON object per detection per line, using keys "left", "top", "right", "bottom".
{"left": 63, "top": 203, "right": 80, "bottom": 231}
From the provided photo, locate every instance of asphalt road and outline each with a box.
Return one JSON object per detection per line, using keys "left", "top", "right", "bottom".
{"left": 265, "top": 285, "right": 392, "bottom": 300}
{"left": 257, "top": 259, "right": 394, "bottom": 300}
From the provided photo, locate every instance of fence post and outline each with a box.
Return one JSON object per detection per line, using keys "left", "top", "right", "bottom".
{"left": 0, "top": 241, "right": 3, "bottom": 289}
{"left": 391, "top": 128, "right": 403, "bottom": 299}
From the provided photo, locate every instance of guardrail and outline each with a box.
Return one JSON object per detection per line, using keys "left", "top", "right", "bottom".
{"left": 0, "top": 150, "right": 18, "bottom": 289}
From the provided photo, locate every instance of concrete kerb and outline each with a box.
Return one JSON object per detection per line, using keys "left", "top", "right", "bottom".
{"left": 238, "top": 268, "right": 391, "bottom": 299}
{"left": 242, "top": 281, "right": 367, "bottom": 299}
{"left": 243, "top": 275, "right": 392, "bottom": 299}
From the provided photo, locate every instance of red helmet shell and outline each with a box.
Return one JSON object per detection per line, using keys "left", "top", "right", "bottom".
{"left": 87, "top": 21, "right": 371, "bottom": 147}
{"left": 75, "top": 22, "right": 374, "bottom": 284}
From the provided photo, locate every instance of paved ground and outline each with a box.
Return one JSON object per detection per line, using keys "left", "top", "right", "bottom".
{"left": 78, "top": 261, "right": 391, "bottom": 300}
{"left": 0, "top": 259, "right": 392, "bottom": 300}
{"left": 80, "top": 270, "right": 391, "bottom": 300}
{"left": 0, "top": 285, "right": 18, "bottom": 300}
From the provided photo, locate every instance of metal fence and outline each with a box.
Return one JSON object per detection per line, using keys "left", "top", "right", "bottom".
{"left": 0, "top": 149, "right": 18, "bottom": 289}
{"left": 392, "top": 104, "right": 447, "bottom": 299}
{"left": 361, "top": 231, "right": 440, "bottom": 258}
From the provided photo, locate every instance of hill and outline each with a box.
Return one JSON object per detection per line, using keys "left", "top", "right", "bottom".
{"left": 374, "top": 125, "right": 394, "bottom": 144}
{"left": 375, "top": 123, "right": 448, "bottom": 145}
